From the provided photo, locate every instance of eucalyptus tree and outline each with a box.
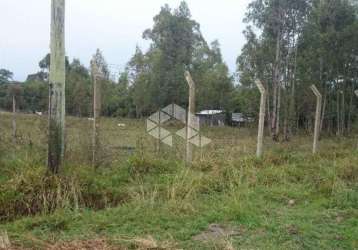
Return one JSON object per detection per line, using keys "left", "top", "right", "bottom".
{"left": 192, "top": 40, "right": 234, "bottom": 111}
{"left": 127, "top": 46, "right": 154, "bottom": 117}
{"left": 142, "top": 1, "right": 201, "bottom": 107}
{"left": 128, "top": 1, "right": 234, "bottom": 117}
{"left": 66, "top": 59, "right": 91, "bottom": 117}
{"left": 0, "top": 69, "right": 13, "bottom": 85}
{"left": 297, "top": 0, "right": 358, "bottom": 134}
{"left": 241, "top": 0, "right": 311, "bottom": 140}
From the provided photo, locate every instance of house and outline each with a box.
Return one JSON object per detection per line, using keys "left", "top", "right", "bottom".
{"left": 196, "top": 110, "right": 226, "bottom": 127}
{"left": 231, "top": 113, "right": 254, "bottom": 127}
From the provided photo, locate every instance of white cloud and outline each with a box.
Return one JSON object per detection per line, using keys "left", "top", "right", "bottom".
{"left": 0, "top": 0, "right": 250, "bottom": 81}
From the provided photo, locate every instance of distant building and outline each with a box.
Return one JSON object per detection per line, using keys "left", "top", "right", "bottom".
{"left": 196, "top": 110, "right": 226, "bottom": 127}
{"left": 231, "top": 113, "right": 254, "bottom": 127}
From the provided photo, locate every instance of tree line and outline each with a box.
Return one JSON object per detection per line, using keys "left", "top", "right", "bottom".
{"left": 1, "top": 0, "right": 357, "bottom": 140}
{"left": 0, "top": 2, "right": 233, "bottom": 119}
{"left": 238, "top": 0, "right": 358, "bottom": 140}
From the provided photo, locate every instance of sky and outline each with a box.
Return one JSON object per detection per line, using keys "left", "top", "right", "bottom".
{"left": 0, "top": 0, "right": 251, "bottom": 81}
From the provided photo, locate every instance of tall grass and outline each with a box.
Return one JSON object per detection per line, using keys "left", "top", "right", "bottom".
{"left": 0, "top": 112, "right": 358, "bottom": 249}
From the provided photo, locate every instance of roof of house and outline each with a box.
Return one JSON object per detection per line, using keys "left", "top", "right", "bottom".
{"left": 196, "top": 110, "right": 224, "bottom": 115}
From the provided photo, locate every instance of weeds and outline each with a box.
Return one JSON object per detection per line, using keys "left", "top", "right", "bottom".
{"left": 0, "top": 113, "right": 358, "bottom": 249}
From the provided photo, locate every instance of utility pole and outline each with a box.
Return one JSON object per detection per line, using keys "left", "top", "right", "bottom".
{"left": 185, "top": 71, "right": 196, "bottom": 164}
{"left": 311, "top": 85, "right": 322, "bottom": 154}
{"left": 256, "top": 80, "right": 267, "bottom": 158}
{"left": 48, "top": 0, "right": 66, "bottom": 174}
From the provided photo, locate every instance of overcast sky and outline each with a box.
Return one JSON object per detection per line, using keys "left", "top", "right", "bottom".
{"left": 0, "top": 0, "right": 251, "bottom": 81}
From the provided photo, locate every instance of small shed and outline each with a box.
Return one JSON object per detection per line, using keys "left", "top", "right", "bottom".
{"left": 196, "top": 110, "right": 226, "bottom": 127}
{"left": 231, "top": 113, "right": 254, "bottom": 127}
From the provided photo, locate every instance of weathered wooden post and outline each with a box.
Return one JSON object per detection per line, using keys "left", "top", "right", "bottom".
{"left": 256, "top": 80, "right": 266, "bottom": 158}
{"left": 12, "top": 94, "right": 16, "bottom": 144}
{"left": 48, "top": 0, "right": 66, "bottom": 174}
{"left": 342, "top": 91, "right": 345, "bottom": 134}
{"left": 311, "top": 85, "right": 322, "bottom": 154}
{"left": 355, "top": 90, "right": 358, "bottom": 149}
{"left": 185, "top": 71, "right": 196, "bottom": 164}
{"left": 91, "top": 59, "right": 102, "bottom": 168}
{"left": 8, "top": 84, "right": 19, "bottom": 144}
{"left": 158, "top": 112, "right": 161, "bottom": 154}
{"left": 0, "top": 231, "right": 10, "bottom": 249}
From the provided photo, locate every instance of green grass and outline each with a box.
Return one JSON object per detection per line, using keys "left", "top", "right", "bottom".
{"left": 0, "top": 111, "right": 357, "bottom": 249}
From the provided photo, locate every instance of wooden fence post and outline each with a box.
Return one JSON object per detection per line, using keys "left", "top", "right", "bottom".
{"left": 256, "top": 80, "right": 266, "bottom": 158}
{"left": 91, "top": 59, "right": 102, "bottom": 168}
{"left": 311, "top": 85, "right": 322, "bottom": 154}
{"left": 355, "top": 90, "right": 358, "bottom": 149}
{"left": 48, "top": 0, "right": 66, "bottom": 174}
{"left": 0, "top": 231, "right": 10, "bottom": 249}
{"left": 185, "top": 71, "right": 196, "bottom": 164}
{"left": 12, "top": 94, "right": 16, "bottom": 144}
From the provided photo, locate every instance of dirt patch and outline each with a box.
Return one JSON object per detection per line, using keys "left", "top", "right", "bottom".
{"left": 192, "top": 224, "right": 242, "bottom": 242}
{"left": 131, "top": 236, "right": 179, "bottom": 249}
{"left": 48, "top": 239, "right": 120, "bottom": 250}
{"left": 286, "top": 224, "right": 299, "bottom": 235}
{"left": 1, "top": 239, "right": 120, "bottom": 250}
{"left": 3, "top": 237, "right": 180, "bottom": 250}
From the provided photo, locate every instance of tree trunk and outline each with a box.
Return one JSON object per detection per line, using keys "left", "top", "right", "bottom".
{"left": 135, "top": 105, "right": 139, "bottom": 119}
{"left": 319, "top": 57, "right": 325, "bottom": 134}
{"left": 288, "top": 35, "right": 298, "bottom": 138}
{"left": 48, "top": 0, "right": 66, "bottom": 174}
{"left": 336, "top": 89, "right": 340, "bottom": 136}
{"left": 341, "top": 90, "right": 345, "bottom": 135}
{"left": 283, "top": 87, "right": 289, "bottom": 141}
{"left": 347, "top": 85, "right": 354, "bottom": 133}
{"left": 275, "top": 83, "right": 281, "bottom": 138}
{"left": 271, "top": 28, "right": 281, "bottom": 141}
{"left": 288, "top": 75, "right": 296, "bottom": 139}
{"left": 266, "top": 86, "right": 271, "bottom": 136}
{"left": 320, "top": 89, "right": 327, "bottom": 134}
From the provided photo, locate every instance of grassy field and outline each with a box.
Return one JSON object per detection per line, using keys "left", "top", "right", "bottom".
{"left": 0, "top": 111, "right": 357, "bottom": 249}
